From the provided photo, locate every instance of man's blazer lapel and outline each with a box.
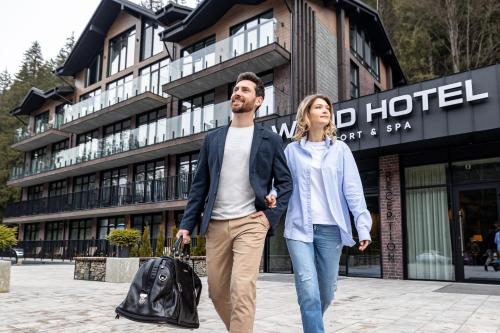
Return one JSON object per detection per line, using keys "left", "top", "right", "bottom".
{"left": 216, "top": 125, "right": 230, "bottom": 168}
{"left": 249, "top": 123, "right": 267, "bottom": 169}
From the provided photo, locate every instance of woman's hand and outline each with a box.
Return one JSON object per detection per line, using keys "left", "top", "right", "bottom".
{"left": 359, "top": 240, "right": 370, "bottom": 252}
{"left": 265, "top": 194, "right": 277, "bottom": 208}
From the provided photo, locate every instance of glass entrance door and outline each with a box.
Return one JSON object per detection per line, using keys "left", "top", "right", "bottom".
{"left": 455, "top": 185, "right": 500, "bottom": 282}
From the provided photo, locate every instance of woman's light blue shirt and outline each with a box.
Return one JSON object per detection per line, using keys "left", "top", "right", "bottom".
{"left": 277, "top": 137, "right": 372, "bottom": 246}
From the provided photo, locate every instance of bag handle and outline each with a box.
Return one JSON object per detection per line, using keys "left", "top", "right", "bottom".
{"left": 173, "top": 236, "right": 191, "bottom": 260}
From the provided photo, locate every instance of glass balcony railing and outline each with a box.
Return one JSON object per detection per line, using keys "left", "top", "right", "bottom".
{"left": 10, "top": 87, "right": 288, "bottom": 181}
{"left": 167, "top": 19, "right": 286, "bottom": 82}
{"left": 13, "top": 122, "right": 57, "bottom": 144}
{"left": 63, "top": 74, "right": 167, "bottom": 125}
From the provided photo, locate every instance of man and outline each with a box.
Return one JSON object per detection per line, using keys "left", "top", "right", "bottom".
{"left": 177, "top": 72, "right": 292, "bottom": 333}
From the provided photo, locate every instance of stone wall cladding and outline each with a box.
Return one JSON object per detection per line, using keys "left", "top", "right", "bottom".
{"left": 74, "top": 257, "right": 106, "bottom": 282}
{"left": 315, "top": 20, "right": 338, "bottom": 102}
{"left": 379, "top": 154, "right": 404, "bottom": 279}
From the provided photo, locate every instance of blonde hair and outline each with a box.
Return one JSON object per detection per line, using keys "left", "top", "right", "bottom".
{"left": 293, "top": 94, "right": 337, "bottom": 142}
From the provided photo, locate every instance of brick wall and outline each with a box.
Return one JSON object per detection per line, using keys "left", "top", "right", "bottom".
{"left": 315, "top": 20, "right": 339, "bottom": 102}
{"left": 379, "top": 154, "right": 404, "bottom": 279}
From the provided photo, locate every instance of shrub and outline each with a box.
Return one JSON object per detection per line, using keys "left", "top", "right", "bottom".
{"left": 0, "top": 225, "right": 17, "bottom": 250}
{"left": 191, "top": 235, "right": 206, "bottom": 256}
{"left": 155, "top": 224, "right": 166, "bottom": 257}
{"left": 139, "top": 226, "right": 152, "bottom": 257}
{"left": 106, "top": 228, "right": 140, "bottom": 247}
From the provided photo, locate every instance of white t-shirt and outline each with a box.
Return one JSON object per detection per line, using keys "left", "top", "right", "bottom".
{"left": 211, "top": 125, "right": 256, "bottom": 220}
{"left": 305, "top": 140, "right": 337, "bottom": 226}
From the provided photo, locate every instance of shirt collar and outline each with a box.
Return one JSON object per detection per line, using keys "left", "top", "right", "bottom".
{"left": 299, "top": 136, "right": 333, "bottom": 148}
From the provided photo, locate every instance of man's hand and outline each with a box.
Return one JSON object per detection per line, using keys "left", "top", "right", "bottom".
{"left": 176, "top": 229, "right": 191, "bottom": 245}
{"left": 250, "top": 211, "right": 271, "bottom": 229}
{"left": 359, "top": 240, "right": 370, "bottom": 252}
{"left": 265, "top": 194, "right": 277, "bottom": 208}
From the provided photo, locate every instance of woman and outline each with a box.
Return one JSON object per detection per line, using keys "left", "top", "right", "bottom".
{"left": 268, "top": 94, "right": 372, "bottom": 333}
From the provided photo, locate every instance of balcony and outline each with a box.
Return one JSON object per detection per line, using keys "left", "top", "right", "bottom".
{"left": 4, "top": 176, "right": 191, "bottom": 223}
{"left": 60, "top": 74, "right": 168, "bottom": 134}
{"left": 163, "top": 19, "right": 290, "bottom": 99}
{"left": 8, "top": 87, "right": 288, "bottom": 187}
{"left": 11, "top": 122, "right": 70, "bottom": 152}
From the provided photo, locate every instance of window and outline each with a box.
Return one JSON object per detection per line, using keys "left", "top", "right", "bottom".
{"left": 350, "top": 62, "right": 359, "bottom": 99}
{"left": 134, "top": 159, "right": 165, "bottom": 203}
{"left": 132, "top": 213, "right": 163, "bottom": 239}
{"left": 108, "top": 28, "right": 136, "bottom": 76}
{"left": 107, "top": 74, "right": 133, "bottom": 106}
{"left": 78, "top": 88, "right": 102, "bottom": 118}
{"left": 30, "top": 147, "right": 47, "bottom": 173}
{"left": 177, "top": 152, "right": 198, "bottom": 199}
{"left": 98, "top": 216, "right": 125, "bottom": 239}
{"left": 27, "top": 184, "right": 44, "bottom": 200}
{"left": 101, "top": 167, "right": 128, "bottom": 207}
{"left": 141, "top": 21, "right": 165, "bottom": 60}
{"left": 102, "top": 119, "right": 131, "bottom": 157}
{"left": 45, "top": 222, "right": 65, "bottom": 241}
{"left": 181, "top": 36, "right": 215, "bottom": 77}
{"left": 79, "top": 88, "right": 101, "bottom": 102}
{"left": 405, "top": 164, "right": 454, "bottom": 281}
{"left": 85, "top": 51, "right": 103, "bottom": 87}
{"left": 55, "top": 103, "right": 69, "bottom": 129}
{"left": 73, "top": 174, "right": 96, "bottom": 209}
{"left": 179, "top": 91, "right": 215, "bottom": 134}
{"left": 49, "top": 180, "right": 67, "bottom": 197}
{"left": 51, "top": 139, "right": 69, "bottom": 169}
{"left": 76, "top": 129, "right": 99, "bottom": 162}
{"left": 24, "top": 223, "right": 40, "bottom": 241}
{"left": 34, "top": 112, "right": 49, "bottom": 134}
{"left": 70, "top": 219, "right": 93, "bottom": 240}
{"left": 136, "top": 108, "right": 167, "bottom": 147}
{"left": 230, "top": 11, "right": 273, "bottom": 56}
{"left": 139, "top": 58, "right": 169, "bottom": 96}
{"left": 349, "top": 20, "right": 380, "bottom": 80}
{"left": 52, "top": 139, "right": 69, "bottom": 154}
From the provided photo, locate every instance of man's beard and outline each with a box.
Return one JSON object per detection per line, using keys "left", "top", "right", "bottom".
{"left": 231, "top": 98, "right": 254, "bottom": 113}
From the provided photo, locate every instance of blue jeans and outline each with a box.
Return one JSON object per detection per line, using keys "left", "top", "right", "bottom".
{"left": 286, "top": 225, "right": 343, "bottom": 333}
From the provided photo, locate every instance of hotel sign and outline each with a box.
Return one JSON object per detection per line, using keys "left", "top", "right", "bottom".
{"left": 270, "top": 64, "right": 499, "bottom": 151}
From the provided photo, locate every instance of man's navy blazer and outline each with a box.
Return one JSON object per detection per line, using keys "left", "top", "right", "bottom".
{"left": 180, "top": 122, "right": 292, "bottom": 235}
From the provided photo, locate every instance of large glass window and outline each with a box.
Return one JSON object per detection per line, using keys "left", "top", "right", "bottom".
{"left": 73, "top": 174, "right": 96, "bottom": 210}
{"left": 45, "top": 222, "right": 65, "bottom": 241}
{"left": 107, "top": 74, "right": 133, "bottom": 106}
{"left": 70, "top": 219, "right": 93, "bottom": 240}
{"left": 79, "top": 88, "right": 102, "bottom": 118}
{"left": 134, "top": 160, "right": 165, "bottom": 203}
{"left": 452, "top": 157, "right": 500, "bottom": 184}
{"left": 76, "top": 129, "right": 99, "bottom": 162}
{"left": 177, "top": 152, "right": 198, "bottom": 199}
{"left": 349, "top": 20, "right": 380, "bottom": 80}
{"left": 101, "top": 167, "right": 128, "bottom": 207}
{"left": 102, "top": 119, "right": 131, "bottom": 157}
{"left": 98, "top": 216, "right": 125, "bottom": 239}
{"left": 24, "top": 223, "right": 40, "bottom": 241}
{"left": 136, "top": 108, "right": 166, "bottom": 147}
{"left": 230, "top": 11, "right": 273, "bottom": 56}
{"left": 405, "top": 164, "right": 454, "bottom": 280}
{"left": 85, "top": 51, "right": 103, "bottom": 87}
{"left": 27, "top": 185, "right": 44, "bottom": 200}
{"left": 49, "top": 180, "right": 67, "bottom": 197}
{"left": 179, "top": 90, "right": 215, "bottom": 134}
{"left": 34, "top": 112, "right": 49, "bottom": 134}
{"left": 139, "top": 58, "right": 169, "bottom": 96}
{"left": 132, "top": 213, "right": 163, "bottom": 240}
{"left": 30, "top": 147, "right": 47, "bottom": 173}
{"left": 108, "top": 28, "right": 136, "bottom": 76}
{"left": 181, "top": 36, "right": 215, "bottom": 77}
{"left": 141, "top": 21, "right": 165, "bottom": 60}
{"left": 55, "top": 103, "right": 69, "bottom": 129}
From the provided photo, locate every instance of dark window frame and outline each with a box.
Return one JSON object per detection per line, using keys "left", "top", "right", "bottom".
{"left": 350, "top": 61, "right": 359, "bottom": 99}
{"left": 349, "top": 20, "right": 380, "bottom": 81}
{"left": 85, "top": 51, "right": 103, "bottom": 87}
{"left": 141, "top": 20, "right": 165, "bottom": 61}
{"left": 108, "top": 27, "right": 136, "bottom": 77}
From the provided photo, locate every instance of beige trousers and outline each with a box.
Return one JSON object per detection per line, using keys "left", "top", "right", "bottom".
{"left": 206, "top": 214, "right": 269, "bottom": 333}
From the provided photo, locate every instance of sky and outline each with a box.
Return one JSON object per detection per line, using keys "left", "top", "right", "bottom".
{"left": 0, "top": 0, "right": 198, "bottom": 76}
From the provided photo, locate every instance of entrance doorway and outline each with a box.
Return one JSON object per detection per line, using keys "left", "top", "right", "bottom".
{"left": 454, "top": 184, "right": 500, "bottom": 282}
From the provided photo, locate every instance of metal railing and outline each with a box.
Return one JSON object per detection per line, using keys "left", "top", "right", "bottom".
{"left": 13, "top": 122, "right": 57, "bottom": 144}
{"left": 5, "top": 175, "right": 193, "bottom": 218}
{"left": 10, "top": 87, "right": 288, "bottom": 181}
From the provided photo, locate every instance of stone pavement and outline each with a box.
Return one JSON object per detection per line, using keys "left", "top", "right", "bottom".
{"left": 1, "top": 264, "right": 500, "bottom": 333}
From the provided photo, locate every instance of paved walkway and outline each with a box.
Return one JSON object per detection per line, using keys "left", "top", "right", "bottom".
{"left": 1, "top": 264, "right": 500, "bottom": 332}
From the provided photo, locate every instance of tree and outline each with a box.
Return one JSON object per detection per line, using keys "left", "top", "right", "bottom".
{"left": 139, "top": 226, "right": 153, "bottom": 257}
{"left": 155, "top": 224, "right": 166, "bottom": 256}
{"left": 53, "top": 32, "right": 76, "bottom": 69}
{"left": 0, "top": 225, "right": 17, "bottom": 250}
{"left": 0, "top": 69, "right": 11, "bottom": 94}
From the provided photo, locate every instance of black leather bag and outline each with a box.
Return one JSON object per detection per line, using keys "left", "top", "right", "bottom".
{"left": 115, "top": 238, "right": 202, "bottom": 328}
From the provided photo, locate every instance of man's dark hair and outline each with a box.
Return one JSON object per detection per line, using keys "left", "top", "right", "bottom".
{"left": 236, "top": 72, "right": 265, "bottom": 99}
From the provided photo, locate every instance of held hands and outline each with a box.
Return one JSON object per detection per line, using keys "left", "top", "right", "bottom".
{"left": 176, "top": 229, "right": 191, "bottom": 245}
{"left": 265, "top": 194, "right": 277, "bottom": 208}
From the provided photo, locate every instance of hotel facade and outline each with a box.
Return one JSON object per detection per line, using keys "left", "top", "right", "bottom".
{"left": 4, "top": 0, "right": 499, "bottom": 284}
